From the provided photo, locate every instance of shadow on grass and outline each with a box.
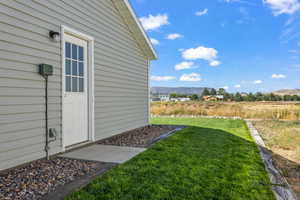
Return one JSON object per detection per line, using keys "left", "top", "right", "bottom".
{"left": 65, "top": 122, "right": 300, "bottom": 200}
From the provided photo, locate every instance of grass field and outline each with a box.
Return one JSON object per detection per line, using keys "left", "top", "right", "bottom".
{"left": 151, "top": 101, "right": 300, "bottom": 120}
{"left": 252, "top": 120, "right": 300, "bottom": 197}
{"left": 66, "top": 118, "right": 275, "bottom": 200}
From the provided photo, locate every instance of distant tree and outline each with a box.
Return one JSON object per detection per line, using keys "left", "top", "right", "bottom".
{"left": 208, "top": 90, "right": 300, "bottom": 102}
{"left": 223, "top": 93, "right": 234, "bottom": 101}
{"left": 245, "top": 93, "right": 256, "bottom": 101}
{"left": 202, "top": 88, "right": 211, "bottom": 96}
{"left": 218, "top": 88, "right": 226, "bottom": 95}
{"left": 234, "top": 92, "right": 243, "bottom": 102}
{"left": 263, "top": 93, "right": 271, "bottom": 101}
{"left": 275, "top": 95, "right": 283, "bottom": 101}
{"left": 171, "top": 90, "right": 300, "bottom": 102}
{"left": 178, "top": 94, "right": 188, "bottom": 98}
{"left": 283, "top": 95, "right": 291, "bottom": 101}
{"left": 283, "top": 94, "right": 300, "bottom": 101}
{"left": 255, "top": 92, "right": 264, "bottom": 101}
{"left": 190, "top": 94, "right": 199, "bottom": 101}
{"left": 170, "top": 93, "right": 178, "bottom": 98}
{"left": 210, "top": 88, "right": 217, "bottom": 95}
{"left": 292, "top": 95, "right": 300, "bottom": 101}
{"left": 269, "top": 93, "right": 276, "bottom": 101}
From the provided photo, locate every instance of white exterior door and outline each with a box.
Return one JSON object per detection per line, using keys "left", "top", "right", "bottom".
{"left": 63, "top": 34, "right": 88, "bottom": 147}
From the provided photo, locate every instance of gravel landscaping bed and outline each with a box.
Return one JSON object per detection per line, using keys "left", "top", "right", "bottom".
{"left": 0, "top": 158, "right": 104, "bottom": 200}
{"left": 98, "top": 125, "right": 183, "bottom": 148}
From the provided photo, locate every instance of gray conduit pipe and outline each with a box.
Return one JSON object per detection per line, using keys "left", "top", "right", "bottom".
{"left": 44, "top": 75, "right": 50, "bottom": 160}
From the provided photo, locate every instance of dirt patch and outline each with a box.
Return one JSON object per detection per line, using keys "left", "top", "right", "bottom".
{"left": 0, "top": 158, "right": 107, "bottom": 200}
{"left": 272, "top": 153, "right": 300, "bottom": 199}
{"left": 252, "top": 120, "right": 300, "bottom": 199}
{"left": 98, "top": 125, "right": 183, "bottom": 148}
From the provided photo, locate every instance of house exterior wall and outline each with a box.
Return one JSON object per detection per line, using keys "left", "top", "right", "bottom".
{"left": 0, "top": 0, "right": 150, "bottom": 170}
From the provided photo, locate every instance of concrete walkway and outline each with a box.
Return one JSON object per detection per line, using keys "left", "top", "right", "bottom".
{"left": 60, "top": 144, "right": 146, "bottom": 164}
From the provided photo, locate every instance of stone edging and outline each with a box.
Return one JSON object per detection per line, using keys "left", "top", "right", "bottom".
{"left": 246, "top": 120, "right": 298, "bottom": 200}
{"left": 149, "top": 127, "right": 185, "bottom": 146}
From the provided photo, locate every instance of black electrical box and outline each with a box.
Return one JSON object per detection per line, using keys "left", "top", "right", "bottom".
{"left": 39, "top": 64, "right": 53, "bottom": 76}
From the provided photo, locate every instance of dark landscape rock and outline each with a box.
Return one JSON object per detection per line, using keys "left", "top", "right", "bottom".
{"left": 98, "top": 125, "right": 183, "bottom": 148}
{"left": 0, "top": 158, "right": 101, "bottom": 200}
{"left": 0, "top": 125, "right": 183, "bottom": 200}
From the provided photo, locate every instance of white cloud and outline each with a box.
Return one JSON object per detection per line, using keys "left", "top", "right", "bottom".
{"left": 272, "top": 74, "right": 286, "bottom": 78}
{"left": 167, "top": 33, "right": 183, "bottom": 40}
{"left": 280, "top": 26, "right": 300, "bottom": 44}
{"left": 175, "top": 61, "right": 196, "bottom": 71}
{"left": 234, "top": 84, "right": 241, "bottom": 88}
{"left": 289, "top": 49, "right": 300, "bottom": 54}
{"left": 180, "top": 73, "right": 202, "bottom": 82}
{"left": 263, "top": 0, "right": 300, "bottom": 15}
{"left": 223, "top": 86, "right": 229, "bottom": 90}
{"left": 253, "top": 80, "right": 263, "bottom": 84}
{"left": 182, "top": 46, "right": 221, "bottom": 66}
{"left": 292, "top": 64, "right": 300, "bottom": 67}
{"left": 236, "top": 7, "right": 255, "bottom": 24}
{"left": 151, "top": 76, "right": 176, "bottom": 81}
{"left": 223, "top": 0, "right": 257, "bottom": 5}
{"left": 150, "top": 38, "right": 159, "bottom": 45}
{"left": 209, "top": 60, "right": 221, "bottom": 67}
{"left": 182, "top": 46, "right": 218, "bottom": 60}
{"left": 290, "top": 55, "right": 299, "bottom": 59}
{"left": 195, "top": 9, "right": 208, "bottom": 16}
{"left": 139, "top": 14, "right": 169, "bottom": 31}
{"left": 224, "top": 0, "right": 240, "bottom": 2}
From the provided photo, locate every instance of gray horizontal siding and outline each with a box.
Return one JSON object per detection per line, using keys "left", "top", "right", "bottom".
{"left": 0, "top": 96, "right": 60, "bottom": 106}
{"left": 0, "top": 114, "right": 60, "bottom": 129}
{"left": 95, "top": 117, "right": 149, "bottom": 140}
{"left": 0, "top": 78, "right": 61, "bottom": 91}
{"left": 0, "top": 117, "right": 59, "bottom": 134}
{"left": 0, "top": 0, "right": 149, "bottom": 170}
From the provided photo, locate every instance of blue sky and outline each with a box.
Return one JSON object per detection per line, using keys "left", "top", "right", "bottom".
{"left": 130, "top": 0, "right": 300, "bottom": 92}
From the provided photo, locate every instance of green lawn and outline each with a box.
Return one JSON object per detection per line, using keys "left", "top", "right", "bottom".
{"left": 66, "top": 118, "right": 275, "bottom": 200}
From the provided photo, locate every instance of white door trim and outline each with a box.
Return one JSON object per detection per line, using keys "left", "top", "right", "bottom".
{"left": 61, "top": 25, "right": 95, "bottom": 151}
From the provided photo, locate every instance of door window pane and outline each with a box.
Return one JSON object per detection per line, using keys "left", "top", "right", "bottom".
{"left": 79, "top": 46, "right": 84, "bottom": 61}
{"left": 72, "top": 44, "right": 78, "bottom": 60}
{"left": 72, "top": 61, "right": 78, "bottom": 76}
{"left": 65, "top": 76, "right": 71, "bottom": 92}
{"left": 65, "top": 42, "right": 71, "bottom": 58}
{"left": 78, "top": 62, "right": 84, "bottom": 77}
{"left": 72, "top": 77, "right": 78, "bottom": 92}
{"left": 79, "top": 78, "right": 84, "bottom": 92}
{"left": 65, "top": 59, "right": 71, "bottom": 75}
{"left": 65, "top": 41, "right": 85, "bottom": 93}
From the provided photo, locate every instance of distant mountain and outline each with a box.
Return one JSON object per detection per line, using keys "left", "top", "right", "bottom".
{"left": 151, "top": 87, "right": 213, "bottom": 95}
{"left": 273, "top": 89, "right": 300, "bottom": 96}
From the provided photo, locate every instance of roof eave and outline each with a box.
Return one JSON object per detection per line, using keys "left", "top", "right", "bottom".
{"left": 111, "top": 0, "right": 158, "bottom": 60}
